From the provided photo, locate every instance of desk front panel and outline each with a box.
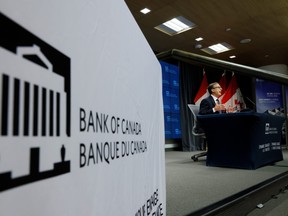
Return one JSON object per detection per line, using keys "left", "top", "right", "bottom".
{"left": 198, "top": 112, "right": 284, "bottom": 169}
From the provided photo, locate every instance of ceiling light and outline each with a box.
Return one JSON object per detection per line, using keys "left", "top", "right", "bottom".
{"left": 240, "top": 38, "right": 252, "bottom": 44}
{"left": 163, "top": 18, "right": 189, "bottom": 32}
{"left": 140, "top": 8, "right": 151, "bottom": 14}
{"left": 201, "top": 42, "right": 233, "bottom": 55}
{"left": 229, "top": 55, "right": 236, "bottom": 59}
{"left": 195, "top": 37, "right": 203, "bottom": 41}
{"left": 209, "top": 43, "right": 229, "bottom": 53}
{"left": 155, "top": 16, "right": 196, "bottom": 36}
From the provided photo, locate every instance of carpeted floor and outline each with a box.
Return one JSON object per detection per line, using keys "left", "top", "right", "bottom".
{"left": 165, "top": 149, "right": 288, "bottom": 216}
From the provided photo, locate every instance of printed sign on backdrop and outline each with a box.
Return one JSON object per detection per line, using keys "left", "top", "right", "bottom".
{"left": 0, "top": 1, "right": 166, "bottom": 215}
{"left": 255, "top": 78, "right": 283, "bottom": 113}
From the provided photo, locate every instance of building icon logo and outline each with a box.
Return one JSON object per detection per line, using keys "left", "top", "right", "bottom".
{"left": 0, "top": 13, "right": 71, "bottom": 192}
{"left": 265, "top": 123, "right": 270, "bottom": 135}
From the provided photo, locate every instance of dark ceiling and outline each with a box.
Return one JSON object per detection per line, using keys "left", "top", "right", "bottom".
{"left": 124, "top": 0, "right": 288, "bottom": 68}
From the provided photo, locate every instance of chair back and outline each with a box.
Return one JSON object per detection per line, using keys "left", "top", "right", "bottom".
{"left": 188, "top": 104, "right": 205, "bottom": 137}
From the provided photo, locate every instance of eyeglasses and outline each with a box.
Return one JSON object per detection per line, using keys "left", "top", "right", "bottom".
{"left": 213, "top": 86, "right": 222, "bottom": 89}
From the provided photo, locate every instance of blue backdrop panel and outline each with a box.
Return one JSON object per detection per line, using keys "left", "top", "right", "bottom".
{"left": 160, "top": 61, "right": 181, "bottom": 139}
{"left": 256, "top": 79, "right": 283, "bottom": 113}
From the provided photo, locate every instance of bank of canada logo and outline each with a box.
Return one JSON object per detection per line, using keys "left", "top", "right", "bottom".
{"left": 265, "top": 123, "right": 270, "bottom": 134}
{"left": 0, "top": 13, "right": 71, "bottom": 192}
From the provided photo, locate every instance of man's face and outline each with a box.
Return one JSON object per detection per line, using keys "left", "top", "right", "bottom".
{"left": 211, "top": 84, "right": 222, "bottom": 98}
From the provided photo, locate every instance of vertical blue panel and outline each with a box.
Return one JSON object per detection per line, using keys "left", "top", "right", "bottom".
{"left": 169, "top": 89, "right": 180, "bottom": 113}
{"left": 160, "top": 61, "right": 181, "bottom": 139}
{"left": 171, "top": 113, "right": 181, "bottom": 138}
{"left": 162, "top": 87, "right": 171, "bottom": 113}
{"left": 170, "top": 65, "right": 179, "bottom": 90}
{"left": 164, "top": 113, "right": 172, "bottom": 139}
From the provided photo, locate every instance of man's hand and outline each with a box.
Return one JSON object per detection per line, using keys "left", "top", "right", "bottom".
{"left": 214, "top": 104, "right": 226, "bottom": 112}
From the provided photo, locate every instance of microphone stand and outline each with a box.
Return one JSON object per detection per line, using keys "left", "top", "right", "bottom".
{"left": 245, "top": 96, "right": 256, "bottom": 112}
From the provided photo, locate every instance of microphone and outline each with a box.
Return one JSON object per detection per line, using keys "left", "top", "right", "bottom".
{"left": 243, "top": 96, "right": 256, "bottom": 112}
{"left": 245, "top": 97, "right": 256, "bottom": 107}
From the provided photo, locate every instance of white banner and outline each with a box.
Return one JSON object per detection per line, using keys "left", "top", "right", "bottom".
{"left": 0, "top": 1, "right": 166, "bottom": 215}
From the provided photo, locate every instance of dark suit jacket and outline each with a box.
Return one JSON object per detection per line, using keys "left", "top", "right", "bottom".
{"left": 199, "top": 95, "right": 219, "bottom": 115}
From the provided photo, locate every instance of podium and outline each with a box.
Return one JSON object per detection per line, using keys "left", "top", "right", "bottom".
{"left": 197, "top": 112, "right": 285, "bottom": 169}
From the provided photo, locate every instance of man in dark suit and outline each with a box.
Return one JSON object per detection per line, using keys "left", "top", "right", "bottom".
{"left": 199, "top": 82, "right": 226, "bottom": 115}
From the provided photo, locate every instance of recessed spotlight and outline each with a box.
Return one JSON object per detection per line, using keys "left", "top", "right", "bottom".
{"left": 229, "top": 55, "right": 236, "bottom": 59}
{"left": 195, "top": 37, "right": 203, "bottom": 41}
{"left": 140, "top": 8, "right": 151, "bottom": 14}
{"left": 240, "top": 38, "right": 252, "bottom": 44}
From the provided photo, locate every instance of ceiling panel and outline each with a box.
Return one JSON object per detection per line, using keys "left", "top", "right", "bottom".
{"left": 125, "top": 0, "right": 288, "bottom": 68}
